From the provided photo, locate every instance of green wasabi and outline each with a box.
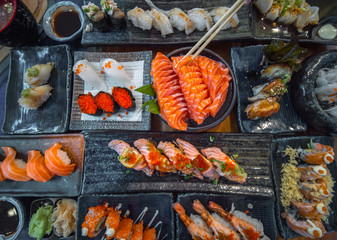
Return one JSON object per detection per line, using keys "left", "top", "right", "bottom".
{"left": 28, "top": 205, "right": 53, "bottom": 240}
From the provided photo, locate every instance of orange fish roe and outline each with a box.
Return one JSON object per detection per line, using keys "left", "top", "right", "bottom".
{"left": 130, "top": 86, "right": 134, "bottom": 90}
{"left": 82, "top": 204, "right": 108, "bottom": 238}
{"left": 112, "top": 87, "right": 134, "bottom": 110}
{"left": 105, "top": 61, "right": 112, "bottom": 69}
{"left": 118, "top": 65, "right": 124, "bottom": 70}
{"left": 126, "top": 111, "right": 129, "bottom": 115}
{"left": 245, "top": 210, "right": 249, "bottom": 214}
{"left": 75, "top": 64, "right": 83, "bottom": 75}
{"left": 118, "top": 114, "right": 122, "bottom": 118}
{"left": 94, "top": 92, "right": 118, "bottom": 113}
{"left": 103, "top": 117, "right": 106, "bottom": 120}
{"left": 101, "top": 71, "right": 104, "bottom": 74}
{"left": 77, "top": 92, "right": 100, "bottom": 115}
{"left": 106, "top": 113, "right": 112, "bottom": 117}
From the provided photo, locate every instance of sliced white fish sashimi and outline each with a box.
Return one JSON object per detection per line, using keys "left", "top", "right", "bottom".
{"left": 188, "top": 8, "right": 213, "bottom": 31}
{"left": 100, "top": 58, "right": 132, "bottom": 86}
{"left": 127, "top": 7, "right": 153, "bottom": 30}
{"left": 147, "top": 8, "right": 173, "bottom": 36}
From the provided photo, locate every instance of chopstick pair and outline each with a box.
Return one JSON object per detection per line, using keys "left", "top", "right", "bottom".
{"left": 174, "top": 0, "right": 247, "bottom": 68}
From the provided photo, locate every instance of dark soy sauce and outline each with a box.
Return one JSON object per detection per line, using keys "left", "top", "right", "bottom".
{"left": 53, "top": 10, "right": 81, "bottom": 37}
{"left": 0, "top": 200, "right": 19, "bottom": 237}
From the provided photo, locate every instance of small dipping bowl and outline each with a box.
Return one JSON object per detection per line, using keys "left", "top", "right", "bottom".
{"left": 43, "top": 1, "right": 84, "bottom": 42}
{"left": 0, "top": 197, "right": 25, "bottom": 240}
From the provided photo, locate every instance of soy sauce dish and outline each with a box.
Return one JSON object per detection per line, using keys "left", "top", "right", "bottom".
{"left": 43, "top": 1, "right": 84, "bottom": 42}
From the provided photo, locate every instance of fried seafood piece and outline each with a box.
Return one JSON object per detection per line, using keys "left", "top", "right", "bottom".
{"left": 173, "top": 202, "right": 214, "bottom": 240}
{"left": 108, "top": 140, "right": 153, "bottom": 176}
{"left": 297, "top": 164, "right": 329, "bottom": 181}
{"left": 244, "top": 97, "right": 280, "bottom": 120}
{"left": 298, "top": 141, "right": 335, "bottom": 165}
{"left": 81, "top": 204, "right": 108, "bottom": 237}
{"left": 290, "top": 201, "right": 327, "bottom": 219}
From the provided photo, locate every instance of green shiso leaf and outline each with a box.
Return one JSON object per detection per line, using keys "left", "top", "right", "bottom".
{"left": 135, "top": 84, "right": 156, "bottom": 97}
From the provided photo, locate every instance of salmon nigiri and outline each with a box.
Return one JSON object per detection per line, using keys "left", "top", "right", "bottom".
{"left": 45, "top": 143, "right": 75, "bottom": 176}
{"left": 0, "top": 161, "right": 6, "bottom": 182}
{"left": 1, "top": 147, "right": 31, "bottom": 181}
{"left": 26, "top": 150, "right": 54, "bottom": 182}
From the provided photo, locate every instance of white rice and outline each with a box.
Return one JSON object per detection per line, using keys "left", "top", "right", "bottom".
{"left": 190, "top": 214, "right": 212, "bottom": 234}
{"left": 57, "top": 149, "right": 71, "bottom": 165}
{"left": 211, "top": 212, "right": 237, "bottom": 231}
{"left": 233, "top": 210, "right": 264, "bottom": 236}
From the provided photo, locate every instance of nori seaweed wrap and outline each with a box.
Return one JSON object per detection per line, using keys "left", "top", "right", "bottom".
{"left": 94, "top": 91, "right": 120, "bottom": 114}
{"left": 112, "top": 87, "right": 136, "bottom": 111}
{"left": 77, "top": 92, "right": 103, "bottom": 116}
{"left": 101, "top": 0, "right": 127, "bottom": 29}
{"left": 82, "top": 3, "right": 110, "bottom": 32}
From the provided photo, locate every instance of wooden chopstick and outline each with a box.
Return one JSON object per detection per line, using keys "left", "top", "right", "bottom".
{"left": 174, "top": 0, "right": 246, "bottom": 68}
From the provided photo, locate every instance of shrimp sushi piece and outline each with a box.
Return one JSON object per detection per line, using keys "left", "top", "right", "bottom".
{"left": 147, "top": 8, "right": 173, "bottom": 36}
{"left": 73, "top": 59, "right": 109, "bottom": 91}
{"left": 290, "top": 201, "right": 327, "bottom": 219}
{"left": 24, "top": 62, "right": 55, "bottom": 87}
{"left": 298, "top": 141, "right": 335, "bottom": 165}
{"left": 114, "top": 218, "right": 133, "bottom": 240}
{"left": 134, "top": 139, "right": 175, "bottom": 173}
{"left": 151, "top": 52, "right": 189, "bottom": 131}
{"left": 18, "top": 84, "right": 53, "bottom": 110}
{"left": 254, "top": 0, "right": 273, "bottom": 14}
{"left": 26, "top": 150, "right": 54, "bottom": 183}
{"left": 82, "top": 204, "right": 108, "bottom": 237}
{"left": 1, "top": 147, "right": 31, "bottom": 182}
{"left": 192, "top": 200, "right": 241, "bottom": 240}
{"left": 157, "top": 141, "right": 203, "bottom": 179}
{"left": 209, "top": 202, "right": 264, "bottom": 240}
{"left": 45, "top": 143, "right": 76, "bottom": 177}
{"left": 168, "top": 8, "right": 195, "bottom": 35}
{"left": 127, "top": 7, "right": 153, "bottom": 31}
{"left": 105, "top": 205, "right": 121, "bottom": 239}
{"left": 297, "top": 164, "right": 329, "bottom": 181}
{"left": 210, "top": 7, "right": 239, "bottom": 30}
{"left": 188, "top": 8, "right": 213, "bottom": 31}
{"left": 129, "top": 221, "right": 143, "bottom": 240}
{"left": 100, "top": 58, "right": 132, "bottom": 86}
{"left": 282, "top": 213, "right": 326, "bottom": 238}
{"left": 108, "top": 139, "right": 153, "bottom": 176}
{"left": 176, "top": 138, "right": 219, "bottom": 180}
{"left": 173, "top": 203, "right": 214, "bottom": 240}
{"left": 201, "top": 147, "right": 247, "bottom": 184}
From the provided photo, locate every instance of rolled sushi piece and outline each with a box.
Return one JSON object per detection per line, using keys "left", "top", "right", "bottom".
{"left": 101, "top": 0, "right": 127, "bottom": 29}
{"left": 24, "top": 62, "right": 55, "bottom": 87}
{"left": 94, "top": 91, "right": 120, "bottom": 114}
{"left": 77, "top": 92, "right": 103, "bottom": 116}
{"left": 73, "top": 59, "right": 109, "bottom": 91}
{"left": 112, "top": 87, "right": 136, "bottom": 111}
{"left": 100, "top": 58, "right": 132, "bottom": 86}
{"left": 127, "top": 7, "right": 153, "bottom": 31}
{"left": 82, "top": 2, "right": 110, "bottom": 32}
{"left": 18, "top": 84, "right": 53, "bottom": 110}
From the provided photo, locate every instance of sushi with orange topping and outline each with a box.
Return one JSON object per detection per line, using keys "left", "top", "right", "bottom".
{"left": 45, "top": 143, "right": 75, "bottom": 177}
{"left": 94, "top": 91, "right": 120, "bottom": 114}
{"left": 112, "top": 87, "right": 136, "bottom": 111}
{"left": 77, "top": 92, "right": 103, "bottom": 116}
{"left": 26, "top": 150, "right": 54, "bottom": 183}
{"left": 298, "top": 139, "right": 335, "bottom": 165}
{"left": 82, "top": 204, "right": 108, "bottom": 237}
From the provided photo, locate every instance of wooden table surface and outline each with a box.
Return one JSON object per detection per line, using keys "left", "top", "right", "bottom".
{"left": 103, "top": 41, "right": 337, "bottom": 240}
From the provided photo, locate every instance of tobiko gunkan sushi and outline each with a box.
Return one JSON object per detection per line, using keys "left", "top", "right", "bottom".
{"left": 94, "top": 91, "right": 120, "bottom": 114}
{"left": 112, "top": 87, "right": 135, "bottom": 111}
{"left": 77, "top": 92, "right": 103, "bottom": 116}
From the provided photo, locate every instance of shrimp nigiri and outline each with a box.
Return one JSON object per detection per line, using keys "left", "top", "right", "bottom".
{"left": 26, "top": 150, "right": 54, "bottom": 182}
{"left": 45, "top": 143, "right": 76, "bottom": 176}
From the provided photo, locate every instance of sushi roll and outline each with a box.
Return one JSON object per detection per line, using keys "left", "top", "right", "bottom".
{"left": 24, "top": 62, "right": 55, "bottom": 87}
{"left": 82, "top": 204, "right": 108, "bottom": 237}
{"left": 101, "top": 0, "right": 127, "bottom": 29}
{"left": 94, "top": 91, "right": 120, "bottom": 114}
{"left": 77, "top": 92, "right": 103, "bottom": 116}
{"left": 112, "top": 87, "right": 135, "bottom": 111}
{"left": 100, "top": 58, "right": 132, "bottom": 86}
{"left": 18, "top": 84, "right": 53, "bottom": 110}
{"left": 127, "top": 7, "right": 153, "bottom": 31}
{"left": 188, "top": 8, "right": 213, "bottom": 31}
{"left": 147, "top": 8, "right": 174, "bottom": 37}
{"left": 82, "top": 2, "right": 110, "bottom": 32}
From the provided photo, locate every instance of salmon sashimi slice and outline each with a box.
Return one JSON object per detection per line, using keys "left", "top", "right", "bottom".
{"left": 45, "top": 143, "right": 75, "bottom": 176}
{"left": 105, "top": 205, "right": 121, "bottom": 240}
{"left": 176, "top": 139, "right": 219, "bottom": 180}
{"left": 1, "top": 147, "right": 31, "bottom": 181}
{"left": 134, "top": 139, "right": 175, "bottom": 173}
{"left": 129, "top": 221, "right": 144, "bottom": 240}
{"left": 0, "top": 161, "right": 6, "bottom": 182}
{"left": 152, "top": 52, "right": 189, "bottom": 131}
{"left": 108, "top": 140, "right": 153, "bottom": 176}
{"left": 208, "top": 82, "right": 229, "bottom": 117}
{"left": 143, "top": 227, "right": 156, "bottom": 240}
{"left": 26, "top": 150, "right": 54, "bottom": 182}
{"left": 114, "top": 218, "right": 133, "bottom": 240}
{"left": 157, "top": 141, "right": 203, "bottom": 179}
{"left": 201, "top": 147, "right": 247, "bottom": 184}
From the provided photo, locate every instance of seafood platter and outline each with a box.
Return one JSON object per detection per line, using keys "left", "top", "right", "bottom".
{"left": 1, "top": 0, "right": 337, "bottom": 240}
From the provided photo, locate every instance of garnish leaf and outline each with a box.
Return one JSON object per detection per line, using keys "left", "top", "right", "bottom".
{"left": 210, "top": 136, "right": 215, "bottom": 142}
{"left": 140, "top": 99, "right": 160, "bottom": 114}
{"left": 307, "top": 138, "right": 314, "bottom": 149}
{"left": 135, "top": 84, "right": 156, "bottom": 97}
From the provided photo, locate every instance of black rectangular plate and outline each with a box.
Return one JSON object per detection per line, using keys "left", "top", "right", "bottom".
{"left": 0, "top": 134, "right": 84, "bottom": 196}
{"left": 82, "top": 132, "right": 274, "bottom": 196}
{"left": 76, "top": 193, "right": 174, "bottom": 240}
{"left": 271, "top": 136, "right": 337, "bottom": 239}
{"left": 81, "top": 0, "right": 252, "bottom": 46}
{"left": 2, "top": 45, "right": 72, "bottom": 134}
{"left": 69, "top": 51, "right": 152, "bottom": 131}
{"left": 176, "top": 193, "right": 277, "bottom": 240}
{"left": 231, "top": 45, "right": 307, "bottom": 134}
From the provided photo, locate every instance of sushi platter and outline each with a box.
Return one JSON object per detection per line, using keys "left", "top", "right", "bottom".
{"left": 0, "top": 0, "right": 337, "bottom": 240}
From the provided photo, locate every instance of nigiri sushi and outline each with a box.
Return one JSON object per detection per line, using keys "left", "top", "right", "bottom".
{"left": 0, "top": 146, "right": 31, "bottom": 181}
{"left": 210, "top": 7, "right": 240, "bottom": 30}
{"left": 127, "top": 7, "right": 153, "bottom": 31}
{"left": 167, "top": 8, "right": 195, "bottom": 35}
{"left": 82, "top": 204, "right": 108, "bottom": 237}
{"left": 298, "top": 140, "right": 335, "bottom": 165}
{"left": 24, "top": 62, "right": 55, "bottom": 87}
{"left": 245, "top": 96, "right": 280, "bottom": 120}
{"left": 26, "top": 150, "right": 54, "bottom": 183}
{"left": 147, "top": 8, "right": 173, "bottom": 37}
{"left": 82, "top": 2, "right": 110, "bottom": 32}
{"left": 290, "top": 201, "right": 327, "bottom": 219}
{"left": 94, "top": 91, "right": 120, "bottom": 114}
{"left": 77, "top": 92, "right": 103, "bottom": 116}
{"left": 73, "top": 59, "right": 109, "bottom": 91}
{"left": 254, "top": 0, "right": 273, "bottom": 14}
{"left": 188, "top": 8, "right": 212, "bottom": 31}
{"left": 101, "top": 0, "right": 126, "bottom": 29}
{"left": 100, "top": 58, "right": 132, "bottom": 86}
{"left": 112, "top": 87, "right": 136, "bottom": 111}
{"left": 18, "top": 84, "right": 53, "bottom": 110}
{"left": 45, "top": 143, "right": 75, "bottom": 177}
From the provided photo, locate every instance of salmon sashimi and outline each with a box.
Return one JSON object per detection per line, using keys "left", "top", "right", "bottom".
{"left": 26, "top": 150, "right": 54, "bottom": 182}
{"left": 1, "top": 147, "right": 31, "bottom": 182}
{"left": 173, "top": 203, "right": 214, "bottom": 240}
{"left": 0, "top": 161, "right": 6, "bottom": 182}
{"left": 290, "top": 201, "right": 328, "bottom": 219}
{"left": 105, "top": 205, "right": 121, "bottom": 239}
{"left": 134, "top": 139, "right": 175, "bottom": 173}
{"left": 176, "top": 138, "right": 219, "bottom": 180}
{"left": 300, "top": 179, "right": 330, "bottom": 201}
{"left": 201, "top": 147, "right": 247, "bottom": 184}
{"left": 129, "top": 221, "right": 143, "bottom": 240}
{"left": 114, "top": 218, "right": 134, "bottom": 240}
{"left": 108, "top": 140, "right": 153, "bottom": 176}
{"left": 45, "top": 143, "right": 75, "bottom": 176}
{"left": 152, "top": 52, "right": 189, "bottom": 131}
{"left": 157, "top": 141, "right": 203, "bottom": 179}
{"left": 299, "top": 141, "right": 335, "bottom": 165}
{"left": 143, "top": 226, "right": 157, "bottom": 240}
{"left": 82, "top": 204, "right": 108, "bottom": 238}
{"left": 298, "top": 164, "right": 329, "bottom": 181}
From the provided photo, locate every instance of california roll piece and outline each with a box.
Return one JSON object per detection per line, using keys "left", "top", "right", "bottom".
{"left": 101, "top": 0, "right": 126, "bottom": 29}
{"left": 82, "top": 2, "right": 110, "bottom": 32}
{"left": 94, "top": 91, "right": 120, "bottom": 114}
{"left": 18, "top": 84, "right": 53, "bottom": 110}
{"left": 82, "top": 204, "right": 108, "bottom": 238}
{"left": 298, "top": 140, "right": 335, "bottom": 165}
{"left": 112, "top": 87, "right": 135, "bottom": 111}
{"left": 100, "top": 58, "right": 132, "bottom": 86}
{"left": 24, "top": 62, "right": 55, "bottom": 87}
{"left": 127, "top": 7, "right": 153, "bottom": 31}
{"left": 26, "top": 150, "right": 54, "bottom": 183}
{"left": 147, "top": 8, "right": 173, "bottom": 37}
{"left": 188, "top": 8, "right": 213, "bottom": 31}
{"left": 105, "top": 205, "right": 121, "bottom": 239}
{"left": 77, "top": 92, "right": 102, "bottom": 116}
{"left": 114, "top": 218, "right": 133, "bottom": 240}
